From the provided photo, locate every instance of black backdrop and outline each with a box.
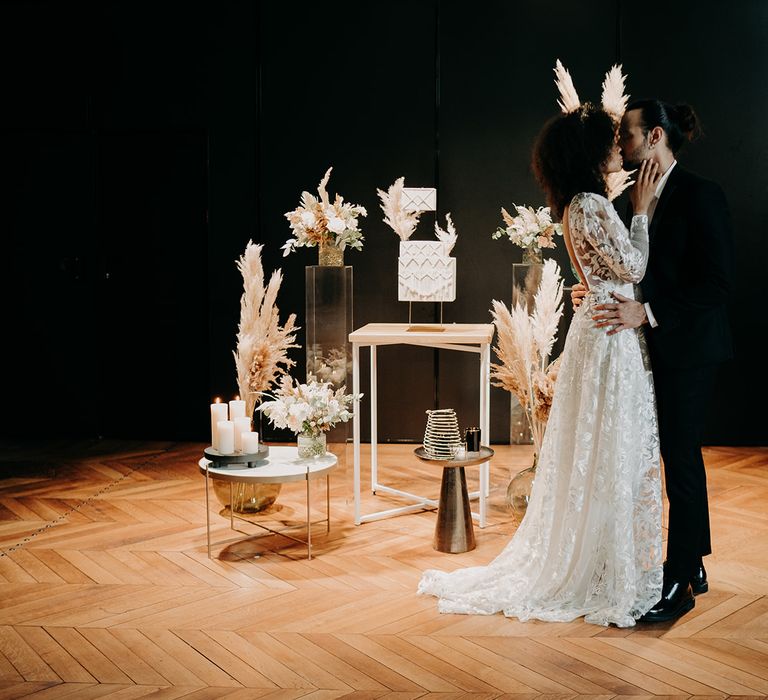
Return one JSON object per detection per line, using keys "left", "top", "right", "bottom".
{"left": 3, "top": 0, "right": 766, "bottom": 445}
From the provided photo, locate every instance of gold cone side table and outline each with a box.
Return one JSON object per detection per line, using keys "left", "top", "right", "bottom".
{"left": 415, "top": 446, "right": 494, "bottom": 553}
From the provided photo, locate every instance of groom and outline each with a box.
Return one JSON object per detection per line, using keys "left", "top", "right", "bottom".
{"left": 581, "top": 100, "right": 733, "bottom": 622}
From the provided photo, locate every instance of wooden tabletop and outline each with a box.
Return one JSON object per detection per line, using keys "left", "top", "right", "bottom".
{"left": 349, "top": 323, "right": 494, "bottom": 345}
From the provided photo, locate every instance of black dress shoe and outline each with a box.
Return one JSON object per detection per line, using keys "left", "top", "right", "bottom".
{"left": 690, "top": 563, "right": 708, "bottom": 595}
{"left": 639, "top": 579, "right": 695, "bottom": 623}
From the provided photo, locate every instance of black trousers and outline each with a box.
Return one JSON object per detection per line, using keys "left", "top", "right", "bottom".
{"left": 653, "top": 364, "right": 718, "bottom": 580}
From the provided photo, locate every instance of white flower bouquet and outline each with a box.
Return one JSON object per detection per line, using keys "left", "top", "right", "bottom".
{"left": 258, "top": 375, "right": 359, "bottom": 438}
{"left": 492, "top": 205, "right": 562, "bottom": 253}
{"left": 283, "top": 167, "right": 367, "bottom": 257}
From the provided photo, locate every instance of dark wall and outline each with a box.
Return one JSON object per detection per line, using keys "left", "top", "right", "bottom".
{"left": 258, "top": 0, "right": 439, "bottom": 442}
{"left": 3, "top": 0, "right": 765, "bottom": 445}
{"left": 3, "top": 0, "right": 255, "bottom": 441}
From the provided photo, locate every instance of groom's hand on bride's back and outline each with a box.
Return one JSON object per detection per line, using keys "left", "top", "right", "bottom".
{"left": 593, "top": 292, "right": 648, "bottom": 335}
{"left": 571, "top": 283, "right": 587, "bottom": 310}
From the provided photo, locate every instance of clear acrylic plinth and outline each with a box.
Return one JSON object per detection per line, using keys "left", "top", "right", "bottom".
{"left": 305, "top": 266, "right": 353, "bottom": 454}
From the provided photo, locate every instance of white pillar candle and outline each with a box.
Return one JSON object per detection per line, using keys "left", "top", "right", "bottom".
{"left": 233, "top": 417, "right": 251, "bottom": 452}
{"left": 217, "top": 420, "right": 235, "bottom": 454}
{"left": 210, "top": 400, "right": 228, "bottom": 449}
{"left": 242, "top": 431, "right": 259, "bottom": 454}
{"left": 229, "top": 399, "right": 246, "bottom": 421}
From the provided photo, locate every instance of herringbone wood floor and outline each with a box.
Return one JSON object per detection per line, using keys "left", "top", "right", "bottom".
{"left": 0, "top": 439, "right": 767, "bottom": 699}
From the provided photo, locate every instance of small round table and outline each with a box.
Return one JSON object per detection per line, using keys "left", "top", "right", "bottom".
{"left": 415, "top": 446, "right": 494, "bottom": 553}
{"left": 199, "top": 445, "right": 337, "bottom": 560}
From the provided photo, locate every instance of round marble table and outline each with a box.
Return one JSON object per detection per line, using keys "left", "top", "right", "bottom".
{"left": 199, "top": 445, "right": 337, "bottom": 560}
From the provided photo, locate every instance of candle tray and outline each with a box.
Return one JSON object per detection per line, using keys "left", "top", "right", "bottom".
{"left": 203, "top": 444, "right": 270, "bottom": 468}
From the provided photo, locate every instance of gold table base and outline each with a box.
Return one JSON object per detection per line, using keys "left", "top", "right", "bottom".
{"left": 414, "top": 446, "right": 494, "bottom": 554}
{"left": 434, "top": 466, "right": 476, "bottom": 553}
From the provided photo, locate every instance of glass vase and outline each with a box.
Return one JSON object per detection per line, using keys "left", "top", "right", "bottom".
{"left": 297, "top": 431, "right": 327, "bottom": 458}
{"left": 212, "top": 481, "right": 281, "bottom": 514}
{"left": 521, "top": 248, "right": 543, "bottom": 265}
{"left": 505, "top": 455, "right": 538, "bottom": 514}
{"left": 318, "top": 240, "right": 344, "bottom": 266}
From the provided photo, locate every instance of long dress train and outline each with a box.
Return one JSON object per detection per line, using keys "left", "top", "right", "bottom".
{"left": 418, "top": 192, "right": 663, "bottom": 628}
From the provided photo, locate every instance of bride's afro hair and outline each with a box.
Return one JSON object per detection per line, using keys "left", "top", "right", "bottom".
{"left": 532, "top": 103, "right": 616, "bottom": 220}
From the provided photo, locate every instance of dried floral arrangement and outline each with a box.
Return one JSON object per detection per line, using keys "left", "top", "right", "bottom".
{"left": 259, "top": 376, "right": 358, "bottom": 438}
{"left": 605, "top": 170, "right": 636, "bottom": 202}
{"left": 379, "top": 176, "right": 459, "bottom": 250}
{"left": 492, "top": 205, "right": 562, "bottom": 252}
{"left": 434, "top": 212, "right": 458, "bottom": 252}
{"left": 490, "top": 259, "right": 564, "bottom": 458}
{"left": 233, "top": 241, "right": 300, "bottom": 419}
{"left": 377, "top": 176, "right": 423, "bottom": 240}
{"left": 283, "top": 167, "right": 367, "bottom": 257}
{"left": 554, "top": 58, "right": 635, "bottom": 202}
{"left": 600, "top": 64, "right": 629, "bottom": 123}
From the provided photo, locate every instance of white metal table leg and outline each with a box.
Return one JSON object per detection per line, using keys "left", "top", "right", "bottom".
{"left": 479, "top": 459, "right": 488, "bottom": 528}
{"left": 306, "top": 473, "right": 312, "bottom": 560}
{"left": 478, "top": 345, "right": 489, "bottom": 529}
{"left": 485, "top": 343, "right": 491, "bottom": 499}
{"left": 483, "top": 343, "right": 491, "bottom": 443}
{"left": 370, "top": 345, "right": 378, "bottom": 493}
{"left": 205, "top": 465, "right": 211, "bottom": 558}
{"left": 480, "top": 341, "right": 491, "bottom": 502}
{"left": 353, "top": 342, "right": 361, "bottom": 525}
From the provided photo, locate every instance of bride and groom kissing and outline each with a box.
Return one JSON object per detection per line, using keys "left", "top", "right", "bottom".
{"left": 419, "top": 62, "right": 733, "bottom": 626}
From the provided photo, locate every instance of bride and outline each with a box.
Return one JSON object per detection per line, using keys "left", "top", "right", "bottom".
{"left": 419, "top": 95, "right": 664, "bottom": 627}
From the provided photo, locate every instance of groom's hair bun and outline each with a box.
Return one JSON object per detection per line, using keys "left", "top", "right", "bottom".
{"left": 672, "top": 104, "right": 701, "bottom": 142}
{"left": 627, "top": 99, "right": 702, "bottom": 154}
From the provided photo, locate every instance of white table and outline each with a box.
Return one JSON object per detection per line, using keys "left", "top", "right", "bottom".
{"left": 349, "top": 322, "right": 494, "bottom": 527}
{"left": 199, "top": 445, "right": 337, "bottom": 560}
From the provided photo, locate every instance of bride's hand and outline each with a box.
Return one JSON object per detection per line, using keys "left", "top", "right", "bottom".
{"left": 571, "top": 283, "right": 587, "bottom": 311}
{"left": 629, "top": 159, "right": 662, "bottom": 215}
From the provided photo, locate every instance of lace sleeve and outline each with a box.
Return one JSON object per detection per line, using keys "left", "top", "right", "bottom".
{"left": 569, "top": 193, "right": 649, "bottom": 283}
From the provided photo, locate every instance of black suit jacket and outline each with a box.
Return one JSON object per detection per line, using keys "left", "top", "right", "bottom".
{"left": 636, "top": 166, "right": 733, "bottom": 370}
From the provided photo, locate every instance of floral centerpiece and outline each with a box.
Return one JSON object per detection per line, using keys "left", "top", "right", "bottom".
{"left": 258, "top": 376, "right": 360, "bottom": 457}
{"left": 283, "top": 167, "right": 367, "bottom": 265}
{"left": 490, "top": 259, "right": 564, "bottom": 511}
{"left": 492, "top": 205, "right": 562, "bottom": 263}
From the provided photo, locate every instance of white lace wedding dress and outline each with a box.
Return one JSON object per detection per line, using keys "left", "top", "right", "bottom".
{"left": 419, "top": 192, "right": 663, "bottom": 628}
